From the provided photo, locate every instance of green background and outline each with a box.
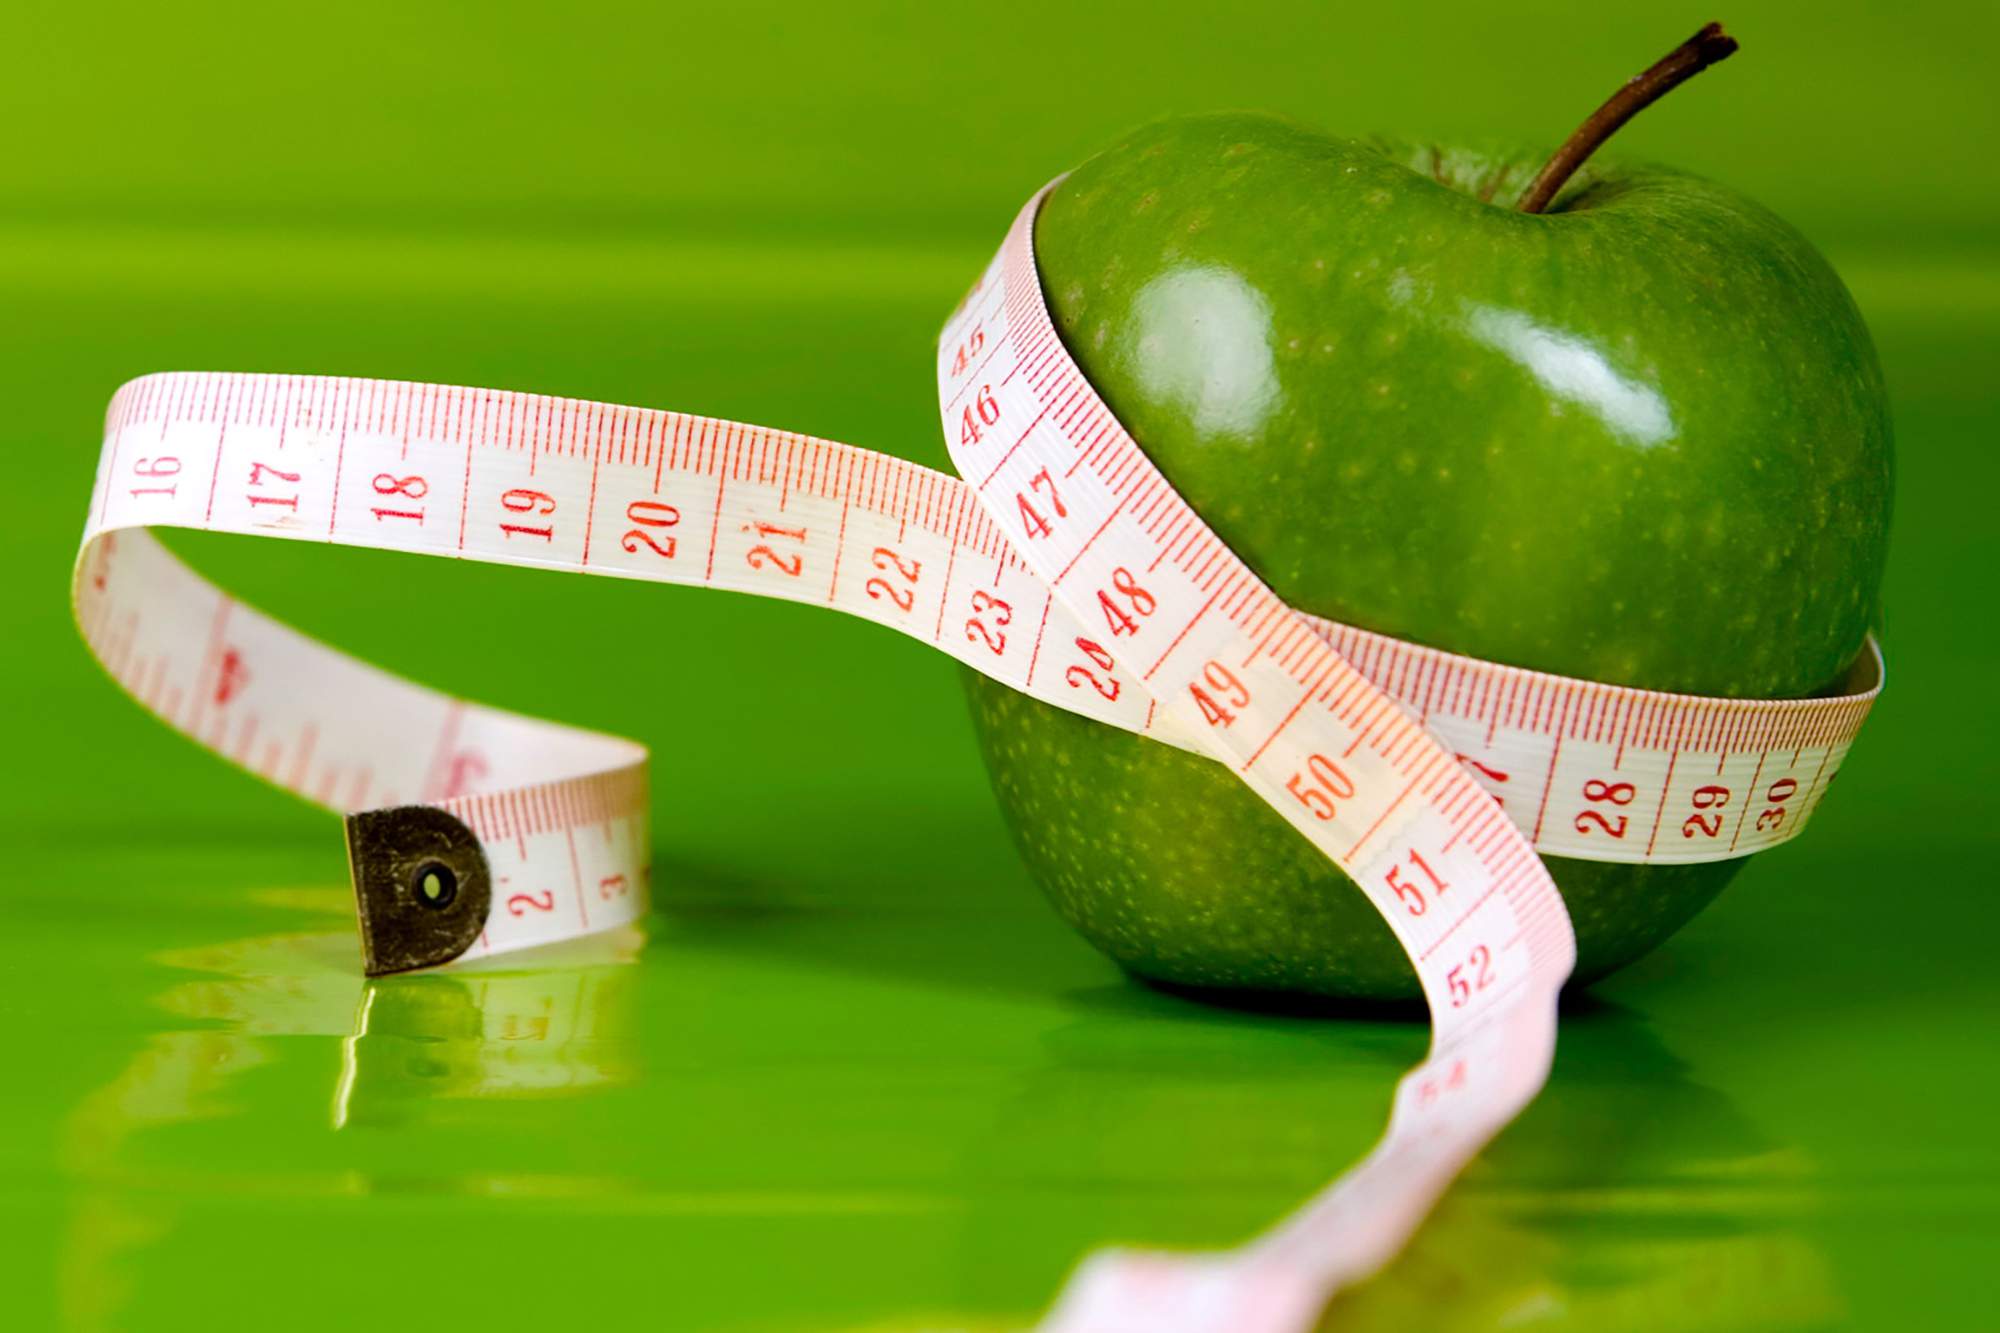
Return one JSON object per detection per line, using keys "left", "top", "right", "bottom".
{"left": 3, "top": 2, "right": 1996, "bottom": 1328}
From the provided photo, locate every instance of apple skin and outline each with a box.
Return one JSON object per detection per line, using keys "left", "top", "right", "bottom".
{"left": 964, "top": 114, "right": 1891, "bottom": 1001}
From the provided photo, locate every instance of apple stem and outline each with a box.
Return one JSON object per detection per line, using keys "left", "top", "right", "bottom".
{"left": 1517, "top": 22, "right": 1740, "bottom": 214}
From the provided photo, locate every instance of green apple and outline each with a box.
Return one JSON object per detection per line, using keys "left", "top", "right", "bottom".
{"left": 962, "top": 109, "right": 1891, "bottom": 1001}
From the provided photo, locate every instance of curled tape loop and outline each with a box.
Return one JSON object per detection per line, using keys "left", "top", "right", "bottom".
{"left": 71, "top": 184, "right": 1880, "bottom": 1330}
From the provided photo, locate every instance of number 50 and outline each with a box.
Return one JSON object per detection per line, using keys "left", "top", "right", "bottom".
{"left": 1285, "top": 754, "right": 1356, "bottom": 821}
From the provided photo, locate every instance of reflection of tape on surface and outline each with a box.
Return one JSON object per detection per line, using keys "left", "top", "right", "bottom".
{"left": 72, "top": 186, "right": 1880, "bottom": 1330}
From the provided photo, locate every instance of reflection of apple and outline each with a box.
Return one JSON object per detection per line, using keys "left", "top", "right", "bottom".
{"left": 1327, "top": 1003, "right": 1839, "bottom": 1330}
{"left": 966, "top": 31, "right": 1891, "bottom": 999}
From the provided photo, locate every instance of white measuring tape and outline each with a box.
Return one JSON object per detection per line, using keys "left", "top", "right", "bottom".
{"left": 73, "top": 183, "right": 1881, "bottom": 1330}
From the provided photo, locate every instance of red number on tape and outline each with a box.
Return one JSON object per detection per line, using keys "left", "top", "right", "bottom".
{"left": 622, "top": 499, "right": 680, "bottom": 559}
{"left": 965, "top": 589, "right": 1011, "bottom": 655}
{"left": 1287, "top": 753, "right": 1357, "bottom": 822}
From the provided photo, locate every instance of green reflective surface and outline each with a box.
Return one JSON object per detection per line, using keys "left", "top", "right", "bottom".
{"left": 3, "top": 3, "right": 1996, "bottom": 1329}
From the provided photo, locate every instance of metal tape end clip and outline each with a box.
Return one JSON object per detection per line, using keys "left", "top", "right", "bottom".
{"left": 344, "top": 806, "right": 492, "bottom": 977}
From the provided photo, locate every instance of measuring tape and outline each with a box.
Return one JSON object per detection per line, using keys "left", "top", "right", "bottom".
{"left": 72, "top": 183, "right": 1881, "bottom": 1330}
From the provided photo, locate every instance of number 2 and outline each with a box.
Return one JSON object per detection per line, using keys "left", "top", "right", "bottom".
{"left": 1574, "top": 808, "right": 1628, "bottom": 838}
